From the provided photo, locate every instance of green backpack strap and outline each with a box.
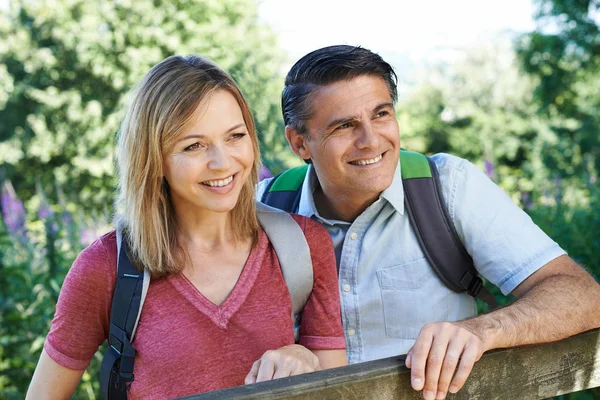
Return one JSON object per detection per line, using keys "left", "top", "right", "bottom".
{"left": 401, "top": 150, "right": 497, "bottom": 307}
{"left": 260, "top": 165, "right": 308, "bottom": 213}
{"left": 256, "top": 202, "right": 314, "bottom": 342}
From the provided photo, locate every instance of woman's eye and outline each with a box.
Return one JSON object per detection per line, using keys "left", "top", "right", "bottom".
{"left": 230, "top": 133, "right": 246, "bottom": 140}
{"left": 184, "top": 142, "right": 201, "bottom": 151}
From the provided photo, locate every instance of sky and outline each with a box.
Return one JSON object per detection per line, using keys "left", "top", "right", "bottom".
{"left": 258, "top": 0, "right": 537, "bottom": 80}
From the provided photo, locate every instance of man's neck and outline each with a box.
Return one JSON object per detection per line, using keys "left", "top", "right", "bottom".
{"left": 313, "top": 184, "right": 380, "bottom": 222}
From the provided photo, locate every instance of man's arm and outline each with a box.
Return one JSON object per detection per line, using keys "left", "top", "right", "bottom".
{"left": 406, "top": 254, "right": 600, "bottom": 400}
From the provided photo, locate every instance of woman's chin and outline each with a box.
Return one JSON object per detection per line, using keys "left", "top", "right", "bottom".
{"left": 203, "top": 199, "right": 239, "bottom": 214}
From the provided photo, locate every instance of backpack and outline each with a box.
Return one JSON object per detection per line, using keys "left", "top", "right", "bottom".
{"left": 260, "top": 149, "right": 498, "bottom": 306}
{"left": 100, "top": 203, "right": 314, "bottom": 400}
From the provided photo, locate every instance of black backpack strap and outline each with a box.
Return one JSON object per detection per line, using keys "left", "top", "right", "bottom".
{"left": 403, "top": 155, "right": 498, "bottom": 308}
{"left": 261, "top": 165, "right": 308, "bottom": 213}
{"left": 100, "top": 235, "right": 144, "bottom": 399}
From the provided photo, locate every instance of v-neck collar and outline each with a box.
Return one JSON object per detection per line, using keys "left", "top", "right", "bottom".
{"left": 167, "top": 229, "right": 268, "bottom": 329}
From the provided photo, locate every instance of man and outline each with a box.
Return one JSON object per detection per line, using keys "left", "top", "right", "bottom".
{"left": 257, "top": 45, "right": 600, "bottom": 400}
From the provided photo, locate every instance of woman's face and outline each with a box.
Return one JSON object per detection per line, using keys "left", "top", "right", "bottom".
{"left": 163, "top": 89, "right": 254, "bottom": 218}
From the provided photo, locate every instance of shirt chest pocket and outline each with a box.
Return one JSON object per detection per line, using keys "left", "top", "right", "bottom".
{"left": 376, "top": 258, "right": 451, "bottom": 339}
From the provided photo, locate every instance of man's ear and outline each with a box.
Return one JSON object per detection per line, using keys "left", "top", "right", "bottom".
{"left": 285, "top": 125, "right": 311, "bottom": 160}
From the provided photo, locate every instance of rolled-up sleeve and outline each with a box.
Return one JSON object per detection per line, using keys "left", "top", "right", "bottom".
{"left": 433, "top": 154, "right": 566, "bottom": 295}
{"left": 293, "top": 215, "right": 347, "bottom": 350}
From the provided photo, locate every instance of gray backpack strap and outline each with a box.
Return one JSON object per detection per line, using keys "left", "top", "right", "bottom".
{"left": 256, "top": 202, "right": 314, "bottom": 341}
{"left": 116, "top": 222, "right": 151, "bottom": 340}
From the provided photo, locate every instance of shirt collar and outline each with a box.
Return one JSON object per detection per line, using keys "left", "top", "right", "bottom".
{"left": 297, "top": 164, "right": 336, "bottom": 225}
{"left": 298, "top": 161, "right": 405, "bottom": 221}
{"left": 380, "top": 161, "right": 405, "bottom": 215}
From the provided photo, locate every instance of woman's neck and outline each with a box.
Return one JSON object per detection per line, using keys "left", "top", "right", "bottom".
{"left": 174, "top": 208, "right": 235, "bottom": 253}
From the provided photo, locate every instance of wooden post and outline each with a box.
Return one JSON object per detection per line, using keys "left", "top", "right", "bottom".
{"left": 179, "top": 328, "right": 600, "bottom": 400}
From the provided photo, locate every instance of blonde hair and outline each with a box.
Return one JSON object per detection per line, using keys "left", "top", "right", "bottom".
{"left": 116, "top": 55, "right": 260, "bottom": 278}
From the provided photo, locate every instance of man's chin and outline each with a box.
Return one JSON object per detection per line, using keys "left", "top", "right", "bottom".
{"left": 351, "top": 178, "right": 394, "bottom": 197}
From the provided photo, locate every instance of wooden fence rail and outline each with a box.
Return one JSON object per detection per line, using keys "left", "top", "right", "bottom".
{"left": 180, "top": 328, "right": 600, "bottom": 400}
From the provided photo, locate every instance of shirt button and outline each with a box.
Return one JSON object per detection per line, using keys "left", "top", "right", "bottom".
{"left": 343, "top": 284, "right": 351, "bottom": 292}
{"left": 348, "top": 328, "right": 356, "bottom": 336}
{"left": 350, "top": 232, "right": 358, "bottom": 240}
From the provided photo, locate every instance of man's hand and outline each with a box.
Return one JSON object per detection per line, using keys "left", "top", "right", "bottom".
{"left": 244, "top": 344, "right": 320, "bottom": 384}
{"left": 405, "top": 322, "right": 486, "bottom": 400}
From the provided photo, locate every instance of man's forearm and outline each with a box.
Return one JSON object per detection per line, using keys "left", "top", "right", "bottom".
{"left": 460, "top": 262, "right": 600, "bottom": 352}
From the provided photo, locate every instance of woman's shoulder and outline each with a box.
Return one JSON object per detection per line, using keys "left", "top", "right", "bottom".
{"left": 78, "top": 230, "right": 117, "bottom": 264}
{"left": 67, "top": 230, "right": 118, "bottom": 287}
{"left": 288, "top": 214, "right": 331, "bottom": 243}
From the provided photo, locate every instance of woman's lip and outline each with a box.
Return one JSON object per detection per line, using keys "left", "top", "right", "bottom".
{"left": 199, "top": 173, "right": 238, "bottom": 193}
{"left": 201, "top": 174, "right": 235, "bottom": 186}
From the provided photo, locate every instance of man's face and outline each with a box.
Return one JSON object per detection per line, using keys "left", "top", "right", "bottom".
{"left": 292, "top": 75, "right": 400, "bottom": 205}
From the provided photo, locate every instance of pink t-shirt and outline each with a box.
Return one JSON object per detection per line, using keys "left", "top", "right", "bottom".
{"left": 45, "top": 215, "right": 345, "bottom": 399}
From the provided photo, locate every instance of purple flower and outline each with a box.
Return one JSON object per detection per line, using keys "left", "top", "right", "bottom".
{"left": 259, "top": 166, "right": 273, "bottom": 181}
{"left": 521, "top": 192, "right": 533, "bottom": 210}
{"left": 484, "top": 160, "right": 497, "bottom": 180}
{"left": 37, "top": 185, "right": 58, "bottom": 235}
{"left": 1, "top": 180, "right": 27, "bottom": 237}
{"left": 39, "top": 202, "right": 54, "bottom": 220}
{"left": 61, "top": 210, "right": 74, "bottom": 225}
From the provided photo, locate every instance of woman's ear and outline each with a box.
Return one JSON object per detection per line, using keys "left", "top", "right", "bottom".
{"left": 285, "top": 126, "right": 311, "bottom": 161}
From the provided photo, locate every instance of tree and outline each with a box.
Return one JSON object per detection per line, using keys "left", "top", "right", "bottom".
{"left": 398, "top": 40, "right": 542, "bottom": 193}
{"left": 0, "top": 0, "right": 290, "bottom": 214}
{"left": 516, "top": 0, "right": 600, "bottom": 180}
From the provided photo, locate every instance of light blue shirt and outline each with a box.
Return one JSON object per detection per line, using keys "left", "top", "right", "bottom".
{"left": 257, "top": 153, "right": 565, "bottom": 364}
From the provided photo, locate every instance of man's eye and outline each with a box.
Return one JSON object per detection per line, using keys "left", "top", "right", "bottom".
{"left": 337, "top": 122, "right": 352, "bottom": 130}
{"left": 376, "top": 111, "right": 390, "bottom": 118}
{"left": 184, "top": 142, "right": 201, "bottom": 151}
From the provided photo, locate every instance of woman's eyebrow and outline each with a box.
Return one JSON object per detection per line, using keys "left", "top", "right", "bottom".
{"left": 179, "top": 123, "right": 246, "bottom": 142}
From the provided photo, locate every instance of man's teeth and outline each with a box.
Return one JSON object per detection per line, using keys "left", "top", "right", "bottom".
{"left": 351, "top": 154, "right": 383, "bottom": 166}
{"left": 202, "top": 175, "right": 234, "bottom": 187}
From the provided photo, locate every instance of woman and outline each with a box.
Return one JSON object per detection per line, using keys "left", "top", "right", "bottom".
{"left": 26, "top": 55, "right": 347, "bottom": 399}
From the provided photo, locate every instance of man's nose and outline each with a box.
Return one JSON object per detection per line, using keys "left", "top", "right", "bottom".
{"left": 355, "top": 120, "right": 379, "bottom": 149}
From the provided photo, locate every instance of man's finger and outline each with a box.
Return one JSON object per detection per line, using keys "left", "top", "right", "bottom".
{"left": 256, "top": 357, "right": 276, "bottom": 383}
{"left": 435, "top": 339, "right": 464, "bottom": 399}
{"left": 410, "top": 329, "right": 434, "bottom": 391}
{"left": 422, "top": 335, "right": 450, "bottom": 400}
{"left": 405, "top": 349, "right": 413, "bottom": 368}
{"left": 448, "top": 342, "right": 479, "bottom": 393}
{"left": 244, "top": 360, "right": 261, "bottom": 385}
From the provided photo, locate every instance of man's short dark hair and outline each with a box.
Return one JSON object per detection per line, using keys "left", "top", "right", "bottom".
{"left": 282, "top": 45, "right": 398, "bottom": 135}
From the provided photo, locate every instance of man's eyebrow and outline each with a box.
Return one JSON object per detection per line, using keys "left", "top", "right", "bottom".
{"left": 374, "top": 102, "right": 394, "bottom": 112}
{"left": 324, "top": 102, "right": 394, "bottom": 131}
{"left": 325, "top": 116, "right": 358, "bottom": 131}
{"left": 178, "top": 123, "right": 246, "bottom": 141}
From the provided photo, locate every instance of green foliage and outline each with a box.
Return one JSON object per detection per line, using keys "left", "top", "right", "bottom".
{"left": 515, "top": 0, "right": 600, "bottom": 178}
{"left": 0, "top": 197, "right": 107, "bottom": 398}
{"left": 0, "top": 0, "right": 291, "bottom": 213}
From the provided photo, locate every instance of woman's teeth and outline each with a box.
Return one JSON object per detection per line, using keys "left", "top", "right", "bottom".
{"left": 202, "top": 175, "right": 234, "bottom": 187}
{"left": 351, "top": 154, "right": 383, "bottom": 166}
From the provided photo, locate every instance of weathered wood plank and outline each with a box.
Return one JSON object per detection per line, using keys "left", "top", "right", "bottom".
{"left": 179, "top": 328, "right": 600, "bottom": 400}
